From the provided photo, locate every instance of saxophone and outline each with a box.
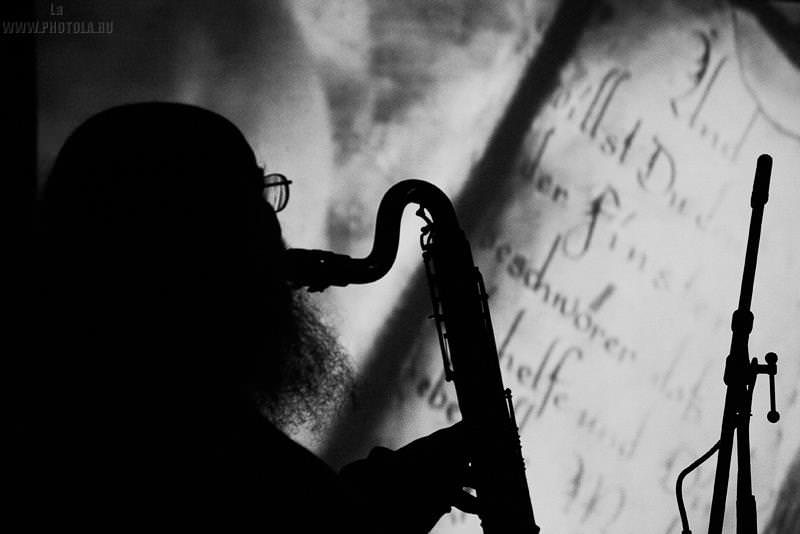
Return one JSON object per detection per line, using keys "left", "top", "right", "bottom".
{"left": 286, "top": 179, "right": 540, "bottom": 533}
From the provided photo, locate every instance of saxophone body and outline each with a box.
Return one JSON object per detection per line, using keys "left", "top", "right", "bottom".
{"left": 286, "top": 179, "right": 539, "bottom": 533}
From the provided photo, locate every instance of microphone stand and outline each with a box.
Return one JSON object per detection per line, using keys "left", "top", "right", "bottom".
{"left": 676, "top": 154, "right": 780, "bottom": 534}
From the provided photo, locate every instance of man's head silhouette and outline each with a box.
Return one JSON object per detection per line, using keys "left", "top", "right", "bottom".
{"left": 39, "top": 102, "right": 351, "bottom": 434}
{"left": 30, "top": 103, "right": 474, "bottom": 534}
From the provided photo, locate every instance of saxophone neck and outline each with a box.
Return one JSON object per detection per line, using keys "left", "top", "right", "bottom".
{"left": 285, "top": 180, "right": 460, "bottom": 291}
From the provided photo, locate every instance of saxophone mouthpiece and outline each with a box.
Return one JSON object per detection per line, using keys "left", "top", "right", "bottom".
{"left": 285, "top": 248, "right": 354, "bottom": 292}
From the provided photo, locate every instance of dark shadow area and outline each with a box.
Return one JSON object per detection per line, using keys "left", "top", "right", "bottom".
{"left": 731, "top": 0, "right": 800, "bottom": 69}
{"left": 5, "top": 0, "right": 38, "bottom": 485}
{"left": 763, "top": 445, "right": 800, "bottom": 534}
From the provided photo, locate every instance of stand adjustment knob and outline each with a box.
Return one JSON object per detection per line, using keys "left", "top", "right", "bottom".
{"left": 764, "top": 352, "right": 779, "bottom": 423}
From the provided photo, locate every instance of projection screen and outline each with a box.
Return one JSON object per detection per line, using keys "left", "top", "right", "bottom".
{"left": 36, "top": 1, "right": 800, "bottom": 533}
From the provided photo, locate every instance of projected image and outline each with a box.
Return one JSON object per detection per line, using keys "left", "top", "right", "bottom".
{"left": 34, "top": 0, "right": 799, "bottom": 533}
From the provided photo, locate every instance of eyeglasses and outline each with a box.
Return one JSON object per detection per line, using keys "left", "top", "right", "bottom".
{"left": 262, "top": 172, "right": 292, "bottom": 212}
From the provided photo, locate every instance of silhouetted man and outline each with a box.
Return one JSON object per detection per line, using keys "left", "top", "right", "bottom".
{"left": 29, "top": 103, "right": 473, "bottom": 532}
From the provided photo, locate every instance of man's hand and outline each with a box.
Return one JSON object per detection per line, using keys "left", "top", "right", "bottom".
{"left": 339, "top": 422, "right": 477, "bottom": 533}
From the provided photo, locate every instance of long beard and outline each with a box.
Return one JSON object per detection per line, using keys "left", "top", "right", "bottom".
{"left": 255, "top": 290, "right": 355, "bottom": 438}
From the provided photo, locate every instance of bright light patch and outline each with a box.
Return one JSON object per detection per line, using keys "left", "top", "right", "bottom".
{"left": 296, "top": 2, "right": 800, "bottom": 533}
